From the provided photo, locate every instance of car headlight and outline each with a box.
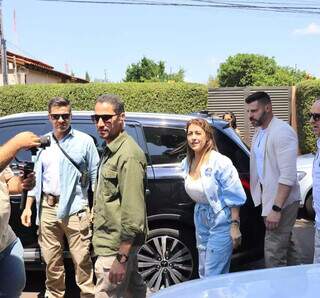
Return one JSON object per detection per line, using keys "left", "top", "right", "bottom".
{"left": 297, "top": 171, "right": 307, "bottom": 181}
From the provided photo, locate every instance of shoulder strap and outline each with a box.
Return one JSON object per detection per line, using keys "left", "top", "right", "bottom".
{"left": 52, "top": 134, "right": 81, "bottom": 172}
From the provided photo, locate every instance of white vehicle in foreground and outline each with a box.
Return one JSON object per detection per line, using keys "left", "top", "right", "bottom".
{"left": 297, "top": 153, "right": 315, "bottom": 219}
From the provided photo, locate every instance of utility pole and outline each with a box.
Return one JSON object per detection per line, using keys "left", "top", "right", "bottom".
{"left": 0, "top": 0, "right": 8, "bottom": 85}
{"left": 104, "top": 69, "right": 107, "bottom": 82}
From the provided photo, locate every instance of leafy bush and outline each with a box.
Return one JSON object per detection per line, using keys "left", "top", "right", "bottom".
{"left": 0, "top": 82, "right": 207, "bottom": 116}
{"left": 296, "top": 79, "right": 320, "bottom": 153}
{"left": 217, "top": 53, "right": 312, "bottom": 87}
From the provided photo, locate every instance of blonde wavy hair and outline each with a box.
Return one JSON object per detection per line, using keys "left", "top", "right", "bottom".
{"left": 186, "top": 118, "right": 217, "bottom": 165}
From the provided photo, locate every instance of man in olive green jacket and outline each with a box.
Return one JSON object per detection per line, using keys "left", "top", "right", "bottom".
{"left": 92, "top": 94, "right": 148, "bottom": 298}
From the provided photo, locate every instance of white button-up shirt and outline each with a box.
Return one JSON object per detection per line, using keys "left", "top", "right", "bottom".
{"left": 313, "top": 138, "right": 320, "bottom": 229}
{"left": 253, "top": 128, "right": 267, "bottom": 183}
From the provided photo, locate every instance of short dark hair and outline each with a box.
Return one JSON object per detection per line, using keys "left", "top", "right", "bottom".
{"left": 48, "top": 97, "right": 71, "bottom": 113}
{"left": 222, "top": 111, "right": 237, "bottom": 129}
{"left": 95, "top": 94, "right": 125, "bottom": 114}
{"left": 245, "top": 91, "right": 271, "bottom": 105}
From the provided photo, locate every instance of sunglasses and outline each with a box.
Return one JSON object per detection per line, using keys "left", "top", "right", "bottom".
{"left": 91, "top": 114, "right": 118, "bottom": 123}
{"left": 308, "top": 113, "right": 320, "bottom": 122}
{"left": 50, "top": 113, "right": 71, "bottom": 120}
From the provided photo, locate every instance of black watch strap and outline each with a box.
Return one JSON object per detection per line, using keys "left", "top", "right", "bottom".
{"left": 272, "top": 205, "right": 282, "bottom": 212}
{"left": 116, "top": 253, "right": 128, "bottom": 264}
{"left": 231, "top": 219, "right": 240, "bottom": 225}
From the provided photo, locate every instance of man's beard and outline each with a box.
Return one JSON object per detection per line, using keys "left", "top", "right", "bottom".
{"left": 250, "top": 111, "right": 267, "bottom": 127}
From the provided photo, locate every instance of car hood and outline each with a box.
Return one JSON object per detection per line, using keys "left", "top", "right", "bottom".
{"left": 297, "top": 153, "right": 314, "bottom": 169}
{"left": 153, "top": 264, "right": 320, "bottom": 298}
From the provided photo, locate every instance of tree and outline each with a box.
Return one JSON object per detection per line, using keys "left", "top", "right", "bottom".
{"left": 85, "top": 71, "right": 91, "bottom": 82}
{"left": 124, "top": 56, "right": 184, "bottom": 82}
{"left": 167, "top": 68, "right": 185, "bottom": 82}
{"left": 217, "top": 53, "right": 312, "bottom": 87}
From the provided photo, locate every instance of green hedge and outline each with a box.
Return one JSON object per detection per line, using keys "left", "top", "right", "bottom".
{"left": 296, "top": 79, "right": 320, "bottom": 154}
{"left": 0, "top": 82, "right": 207, "bottom": 116}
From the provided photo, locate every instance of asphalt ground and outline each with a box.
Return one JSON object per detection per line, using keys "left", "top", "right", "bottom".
{"left": 21, "top": 219, "right": 315, "bottom": 298}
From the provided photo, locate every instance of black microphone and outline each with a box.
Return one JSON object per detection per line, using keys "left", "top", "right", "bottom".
{"left": 19, "top": 161, "right": 35, "bottom": 210}
{"left": 12, "top": 135, "right": 51, "bottom": 210}
{"left": 30, "top": 135, "right": 51, "bottom": 155}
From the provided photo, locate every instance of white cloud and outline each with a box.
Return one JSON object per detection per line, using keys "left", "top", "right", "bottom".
{"left": 293, "top": 23, "right": 320, "bottom": 35}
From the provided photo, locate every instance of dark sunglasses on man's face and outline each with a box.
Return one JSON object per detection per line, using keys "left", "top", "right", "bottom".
{"left": 91, "top": 114, "right": 118, "bottom": 123}
{"left": 50, "top": 113, "right": 71, "bottom": 120}
{"left": 308, "top": 113, "right": 320, "bottom": 122}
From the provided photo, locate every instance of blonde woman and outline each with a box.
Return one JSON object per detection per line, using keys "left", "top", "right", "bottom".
{"left": 181, "top": 118, "right": 246, "bottom": 277}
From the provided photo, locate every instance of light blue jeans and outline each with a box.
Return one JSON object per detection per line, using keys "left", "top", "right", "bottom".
{"left": 0, "top": 238, "right": 26, "bottom": 298}
{"left": 194, "top": 203, "right": 232, "bottom": 278}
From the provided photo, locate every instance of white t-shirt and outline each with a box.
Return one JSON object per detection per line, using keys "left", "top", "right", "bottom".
{"left": 184, "top": 175, "right": 208, "bottom": 204}
{"left": 253, "top": 128, "right": 267, "bottom": 183}
{"left": 313, "top": 138, "right": 320, "bottom": 229}
{"left": 0, "top": 167, "right": 16, "bottom": 253}
{"left": 41, "top": 141, "right": 61, "bottom": 196}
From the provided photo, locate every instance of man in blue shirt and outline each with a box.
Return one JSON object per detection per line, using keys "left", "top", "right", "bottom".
{"left": 21, "top": 97, "right": 100, "bottom": 298}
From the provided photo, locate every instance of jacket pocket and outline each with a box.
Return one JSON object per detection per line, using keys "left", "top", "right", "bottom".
{"left": 101, "top": 167, "right": 118, "bottom": 199}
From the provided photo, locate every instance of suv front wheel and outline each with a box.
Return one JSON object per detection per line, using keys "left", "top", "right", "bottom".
{"left": 137, "top": 228, "right": 197, "bottom": 291}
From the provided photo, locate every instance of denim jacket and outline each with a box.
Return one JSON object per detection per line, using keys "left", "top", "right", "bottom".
{"left": 181, "top": 150, "right": 246, "bottom": 214}
{"left": 29, "top": 128, "right": 99, "bottom": 222}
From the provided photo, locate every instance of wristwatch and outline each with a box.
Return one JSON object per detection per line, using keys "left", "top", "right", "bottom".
{"left": 272, "top": 205, "right": 282, "bottom": 212}
{"left": 116, "top": 253, "right": 128, "bottom": 264}
{"left": 231, "top": 219, "right": 240, "bottom": 225}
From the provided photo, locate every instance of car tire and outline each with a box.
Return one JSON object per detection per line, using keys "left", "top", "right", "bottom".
{"left": 137, "top": 227, "right": 198, "bottom": 291}
{"left": 305, "top": 193, "right": 315, "bottom": 220}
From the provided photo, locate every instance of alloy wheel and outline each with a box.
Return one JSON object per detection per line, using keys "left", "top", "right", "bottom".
{"left": 137, "top": 231, "right": 194, "bottom": 291}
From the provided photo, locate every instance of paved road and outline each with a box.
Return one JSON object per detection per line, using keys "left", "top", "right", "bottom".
{"left": 21, "top": 219, "right": 315, "bottom": 298}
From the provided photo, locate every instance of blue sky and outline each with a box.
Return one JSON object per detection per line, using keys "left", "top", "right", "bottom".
{"left": 2, "top": 0, "right": 320, "bottom": 83}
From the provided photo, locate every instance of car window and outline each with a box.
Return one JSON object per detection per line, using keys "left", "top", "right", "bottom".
{"left": 143, "top": 126, "right": 186, "bottom": 165}
{"left": 72, "top": 122, "right": 103, "bottom": 148}
{"left": 0, "top": 122, "right": 49, "bottom": 161}
{"left": 214, "top": 128, "right": 249, "bottom": 173}
{"left": 74, "top": 121, "right": 142, "bottom": 155}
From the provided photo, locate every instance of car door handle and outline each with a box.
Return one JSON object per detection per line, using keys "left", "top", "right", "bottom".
{"left": 145, "top": 188, "right": 151, "bottom": 197}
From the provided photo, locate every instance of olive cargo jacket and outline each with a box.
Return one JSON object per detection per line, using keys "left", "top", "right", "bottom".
{"left": 92, "top": 131, "right": 148, "bottom": 256}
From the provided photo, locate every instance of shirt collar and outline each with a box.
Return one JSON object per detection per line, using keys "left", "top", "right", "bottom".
{"left": 106, "top": 131, "right": 127, "bottom": 154}
{"left": 317, "top": 138, "right": 320, "bottom": 150}
{"left": 51, "top": 127, "right": 74, "bottom": 142}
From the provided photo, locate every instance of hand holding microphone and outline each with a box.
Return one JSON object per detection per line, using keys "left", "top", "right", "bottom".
{"left": 11, "top": 132, "right": 51, "bottom": 210}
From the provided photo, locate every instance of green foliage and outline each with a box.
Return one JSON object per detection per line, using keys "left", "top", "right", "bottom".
{"left": 167, "top": 69, "right": 185, "bottom": 82}
{"left": 0, "top": 82, "right": 207, "bottom": 117}
{"left": 217, "top": 53, "right": 312, "bottom": 87}
{"left": 296, "top": 79, "right": 320, "bottom": 154}
{"left": 207, "top": 75, "right": 219, "bottom": 88}
{"left": 124, "top": 56, "right": 185, "bottom": 82}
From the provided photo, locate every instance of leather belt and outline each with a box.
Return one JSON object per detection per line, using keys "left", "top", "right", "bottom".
{"left": 43, "top": 193, "right": 59, "bottom": 207}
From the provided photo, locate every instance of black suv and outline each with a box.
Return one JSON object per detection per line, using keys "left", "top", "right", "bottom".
{"left": 0, "top": 111, "right": 265, "bottom": 291}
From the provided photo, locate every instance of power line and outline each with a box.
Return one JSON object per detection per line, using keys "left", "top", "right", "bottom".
{"left": 38, "top": 0, "right": 320, "bottom": 15}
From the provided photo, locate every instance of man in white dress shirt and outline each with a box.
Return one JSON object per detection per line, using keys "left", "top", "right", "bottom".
{"left": 309, "top": 98, "right": 320, "bottom": 263}
{"left": 246, "top": 91, "right": 301, "bottom": 268}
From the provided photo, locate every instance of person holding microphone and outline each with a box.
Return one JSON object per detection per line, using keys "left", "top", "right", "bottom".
{"left": 0, "top": 131, "right": 40, "bottom": 298}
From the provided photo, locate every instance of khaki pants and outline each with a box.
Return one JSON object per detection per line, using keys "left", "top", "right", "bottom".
{"left": 264, "top": 201, "right": 301, "bottom": 268}
{"left": 95, "top": 247, "right": 146, "bottom": 298}
{"left": 39, "top": 198, "right": 95, "bottom": 298}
